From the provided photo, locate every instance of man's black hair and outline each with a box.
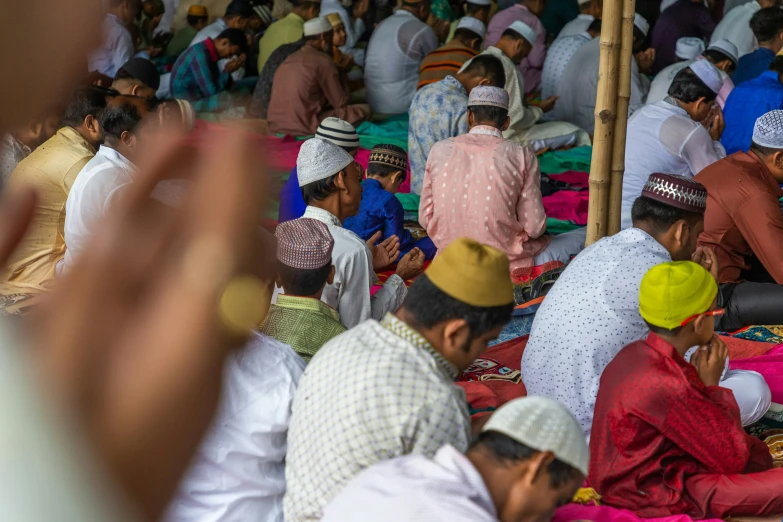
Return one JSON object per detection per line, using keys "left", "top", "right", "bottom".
{"left": 278, "top": 261, "right": 331, "bottom": 295}
{"left": 217, "top": 28, "right": 250, "bottom": 54}
{"left": 100, "top": 97, "right": 151, "bottom": 141}
{"left": 454, "top": 27, "right": 483, "bottom": 43}
{"left": 63, "top": 86, "right": 112, "bottom": 128}
{"left": 501, "top": 28, "right": 527, "bottom": 42}
{"left": 403, "top": 275, "right": 512, "bottom": 340}
{"left": 292, "top": 0, "right": 322, "bottom": 9}
{"left": 463, "top": 54, "right": 506, "bottom": 88}
{"left": 667, "top": 67, "right": 717, "bottom": 103}
{"left": 301, "top": 173, "right": 340, "bottom": 204}
{"left": 470, "top": 431, "right": 583, "bottom": 487}
{"left": 630, "top": 195, "right": 704, "bottom": 233}
{"left": 225, "top": 0, "right": 253, "bottom": 18}
{"left": 187, "top": 13, "right": 209, "bottom": 26}
{"left": 587, "top": 18, "right": 602, "bottom": 34}
{"left": 469, "top": 105, "right": 509, "bottom": 129}
{"left": 750, "top": 7, "right": 783, "bottom": 42}
{"left": 703, "top": 48, "right": 736, "bottom": 67}
{"left": 632, "top": 26, "right": 647, "bottom": 53}
{"left": 644, "top": 320, "right": 683, "bottom": 337}
{"left": 750, "top": 140, "right": 783, "bottom": 155}
{"left": 368, "top": 144, "right": 407, "bottom": 180}
{"left": 466, "top": 2, "right": 490, "bottom": 16}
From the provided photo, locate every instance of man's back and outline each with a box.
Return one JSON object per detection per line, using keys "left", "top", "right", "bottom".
{"left": 721, "top": 71, "right": 783, "bottom": 154}
{"left": 710, "top": 0, "right": 760, "bottom": 59}
{"left": 418, "top": 40, "right": 478, "bottom": 90}
{"left": 552, "top": 37, "right": 600, "bottom": 133}
{"left": 258, "top": 13, "right": 305, "bottom": 72}
{"left": 650, "top": 0, "right": 716, "bottom": 73}
{"left": 733, "top": 47, "right": 775, "bottom": 85}
{"left": 521, "top": 228, "right": 670, "bottom": 436}
{"left": 540, "top": 32, "right": 591, "bottom": 100}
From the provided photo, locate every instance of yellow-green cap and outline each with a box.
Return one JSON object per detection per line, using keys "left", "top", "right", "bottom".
{"left": 426, "top": 237, "right": 513, "bottom": 307}
{"left": 639, "top": 261, "right": 718, "bottom": 329}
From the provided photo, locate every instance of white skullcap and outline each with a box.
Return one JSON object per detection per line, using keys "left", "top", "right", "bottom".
{"left": 577, "top": 0, "right": 591, "bottom": 5}
{"left": 634, "top": 13, "right": 649, "bottom": 37}
{"left": 297, "top": 138, "right": 354, "bottom": 187}
{"left": 457, "top": 16, "right": 486, "bottom": 38}
{"left": 675, "top": 37, "right": 706, "bottom": 60}
{"left": 303, "top": 17, "right": 332, "bottom": 37}
{"left": 660, "top": 0, "right": 677, "bottom": 12}
{"left": 507, "top": 20, "right": 536, "bottom": 45}
{"left": 708, "top": 39, "right": 739, "bottom": 65}
{"left": 483, "top": 397, "right": 589, "bottom": 476}
{"left": 752, "top": 110, "right": 783, "bottom": 149}
{"left": 688, "top": 59, "right": 723, "bottom": 94}
{"left": 466, "top": 0, "right": 491, "bottom": 5}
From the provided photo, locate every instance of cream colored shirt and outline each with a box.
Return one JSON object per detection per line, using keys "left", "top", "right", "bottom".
{"left": 0, "top": 127, "right": 94, "bottom": 296}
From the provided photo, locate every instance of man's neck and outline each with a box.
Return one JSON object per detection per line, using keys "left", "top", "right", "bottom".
{"left": 654, "top": 332, "right": 694, "bottom": 358}
{"left": 304, "top": 41, "right": 325, "bottom": 54}
{"left": 493, "top": 40, "right": 518, "bottom": 64}
{"left": 759, "top": 40, "right": 781, "bottom": 53}
{"left": 310, "top": 199, "right": 345, "bottom": 223}
{"left": 72, "top": 126, "right": 96, "bottom": 150}
{"left": 291, "top": 7, "right": 310, "bottom": 18}
{"left": 282, "top": 290, "right": 324, "bottom": 300}
{"left": 633, "top": 221, "right": 670, "bottom": 252}
{"left": 466, "top": 450, "right": 510, "bottom": 517}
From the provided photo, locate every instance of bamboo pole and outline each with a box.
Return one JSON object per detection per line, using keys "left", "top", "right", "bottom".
{"left": 585, "top": 0, "right": 623, "bottom": 247}
{"left": 607, "top": 0, "right": 636, "bottom": 235}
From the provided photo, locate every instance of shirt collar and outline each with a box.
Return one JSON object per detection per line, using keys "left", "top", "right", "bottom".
{"left": 275, "top": 294, "right": 341, "bottom": 322}
{"left": 434, "top": 445, "right": 497, "bottom": 517}
{"left": 469, "top": 125, "right": 503, "bottom": 138}
{"left": 304, "top": 205, "right": 342, "bottom": 227}
{"left": 97, "top": 145, "right": 137, "bottom": 176}
{"left": 443, "top": 75, "right": 467, "bottom": 94}
{"left": 743, "top": 151, "right": 783, "bottom": 195}
{"left": 204, "top": 37, "right": 220, "bottom": 62}
{"left": 363, "top": 178, "right": 384, "bottom": 190}
{"left": 381, "top": 313, "right": 460, "bottom": 381}
{"left": 60, "top": 126, "right": 96, "bottom": 154}
{"left": 287, "top": 12, "right": 304, "bottom": 23}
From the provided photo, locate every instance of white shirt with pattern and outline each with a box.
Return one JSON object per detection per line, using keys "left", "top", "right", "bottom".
{"left": 557, "top": 14, "right": 595, "bottom": 39}
{"left": 540, "top": 32, "right": 593, "bottom": 100}
{"left": 284, "top": 314, "right": 471, "bottom": 522}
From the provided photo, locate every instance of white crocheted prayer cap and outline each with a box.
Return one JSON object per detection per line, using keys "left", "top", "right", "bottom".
{"left": 507, "top": 20, "right": 536, "bottom": 45}
{"left": 676, "top": 37, "right": 706, "bottom": 60}
{"left": 303, "top": 17, "right": 331, "bottom": 37}
{"left": 297, "top": 138, "right": 354, "bottom": 187}
{"left": 688, "top": 59, "right": 723, "bottom": 94}
{"left": 577, "top": 0, "right": 591, "bottom": 6}
{"left": 466, "top": 0, "right": 491, "bottom": 6}
{"left": 660, "top": 0, "right": 677, "bottom": 12}
{"left": 483, "top": 396, "right": 589, "bottom": 476}
{"left": 457, "top": 16, "right": 486, "bottom": 38}
{"left": 753, "top": 110, "right": 783, "bottom": 150}
{"left": 708, "top": 39, "right": 739, "bottom": 65}
{"left": 634, "top": 13, "right": 649, "bottom": 37}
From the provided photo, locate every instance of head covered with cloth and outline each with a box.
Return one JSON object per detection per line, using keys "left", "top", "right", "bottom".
{"left": 275, "top": 217, "right": 336, "bottom": 297}
{"left": 667, "top": 60, "right": 723, "bottom": 124}
{"left": 297, "top": 136, "right": 364, "bottom": 220}
{"left": 397, "top": 237, "right": 514, "bottom": 371}
{"left": 467, "top": 85, "right": 510, "bottom": 132}
{"left": 749, "top": 109, "right": 783, "bottom": 184}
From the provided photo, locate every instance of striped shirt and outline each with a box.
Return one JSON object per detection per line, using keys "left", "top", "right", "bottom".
{"left": 170, "top": 38, "right": 233, "bottom": 112}
{"left": 418, "top": 40, "right": 479, "bottom": 90}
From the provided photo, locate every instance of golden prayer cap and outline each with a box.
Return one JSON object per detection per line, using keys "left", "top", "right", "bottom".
{"left": 426, "top": 237, "right": 513, "bottom": 307}
{"left": 326, "top": 13, "right": 343, "bottom": 28}
{"left": 188, "top": 4, "right": 209, "bottom": 17}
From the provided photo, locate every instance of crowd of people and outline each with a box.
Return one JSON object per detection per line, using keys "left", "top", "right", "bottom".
{"left": 5, "top": 0, "right": 783, "bottom": 521}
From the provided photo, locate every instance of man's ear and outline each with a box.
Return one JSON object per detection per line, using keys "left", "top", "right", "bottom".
{"left": 335, "top": 171, "right": 348, "bottom": 191}
{"left": 502, "top": 115, "right": 511, "bottom": 132}
{"left": 327, "top": 265, "right": 336, "bottom": 285}
{"left": 441, "top": 318, "right": 471, "bottom": 358}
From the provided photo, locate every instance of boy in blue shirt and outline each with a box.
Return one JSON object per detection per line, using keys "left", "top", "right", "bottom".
{"left": 344, "top": 144, "right": 437, "bottom": 260}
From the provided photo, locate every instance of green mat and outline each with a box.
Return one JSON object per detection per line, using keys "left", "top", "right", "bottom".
{"left": 537, "top": 146, "right": 592, "bottom": 174}
{"left": 355, "top": 114, "right": 409, "bottom": 151}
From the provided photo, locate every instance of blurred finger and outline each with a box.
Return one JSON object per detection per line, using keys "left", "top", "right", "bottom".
{"left": 0, "top": 186, "right": 36, "bottom": 266}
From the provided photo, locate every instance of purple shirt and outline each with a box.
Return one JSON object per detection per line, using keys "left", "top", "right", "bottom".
{"left": 485, "top": 4, "right": 547, "bottom": 93}
{"left": 650, "top": 0, "right": 716, "bottom": 73}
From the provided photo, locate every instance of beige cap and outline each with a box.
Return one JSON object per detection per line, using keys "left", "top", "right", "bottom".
{"left": 482, "top": 396, "right": 589, "bottom": 475}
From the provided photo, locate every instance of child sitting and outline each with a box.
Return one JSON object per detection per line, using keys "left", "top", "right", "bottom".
{"left": 344, "top": 144, "right": 437, "bottom": 260}
{"left": 589, "top": 261, "right": 780, "bottom": 519}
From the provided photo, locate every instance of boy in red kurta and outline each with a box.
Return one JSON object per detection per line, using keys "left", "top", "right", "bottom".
{"left": 589, "top": 261, "right": 783, "bottom": 519}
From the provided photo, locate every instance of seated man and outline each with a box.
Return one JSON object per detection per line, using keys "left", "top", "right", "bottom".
{"left": 258, "top": 0, "right": 321, "bottom": 73}
{"left": 261, "top": 218, "right": 346, "bottom": 362}
{"left": 722, "top": 56, "right": 783, "bottom": 154}
{"left": 558, "top": 0, "right": 599, "bottom": 38}
{"left": 447, "top": 0, "right": 491, "bottom": 43}
{"left": 420, "top": 86, "right": 585, "bottom": 271}
{"left": 165, "top": 4, "right": 209, "bottom": 58}
{"left": 733, "top": 7, "right": 783, "bottom": 85}
{"left": 190, "top": 0, "right": 253, "bottom": 81}
{"left": 170, "top": 28, "right": 248, "bottom": 112}
{"left": 112, "top": 57, "right": 161, "bottom": 99}
{"left": 621, "top": 61, "right": 726, "bottom": 229}
{"left": 164, "top": 331, "right": 306, "bottom": 522}
{"left": 710, "top": 0, "right": 780, "bottom": 59}
{"left": 248, "top": 39, "right": 307, "bottom": 120}
{"left": 522, "top": 174, "right": 771, "bottom": 438}
{"left": 695, "top": 110, "right": 783, "bottom": 330}
{"left": 279, "top": 137, "right": 426, "bottom": 328}
{"left": 0, "top": 87, "right": 107, "bottom": 314}
{"left": 89, "top": 0, "right": 139, "bottom": 80}
{"left": 540, "top": 18, "right": 601, "bottom": 101}
{"left": 284, "top": 237, "right": 515, "bottom": 522}
{"left": 344, "top": 144, "right": 437, "bottom": 260}
{"left": 408, "top": 54, "right": 506, "bottom": 194}
{"left": 461, "top": 21, "right": 590, "bottom": 151}
{"left": 418, "top": 17, "right": 485, "bottom": 90}
{"left": 323, "top": 397, "right": 587, "bottom": 521}
{"left": 267, "top": 17, "right": 370, "bottom": 136}
{"left": 649, "top": 0, "right": 716, "bottom": 74}
{"left": 590, "top": 261, "right": 783, "bottom": 519}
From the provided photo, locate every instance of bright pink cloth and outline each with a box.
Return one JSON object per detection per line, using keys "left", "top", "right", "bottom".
{"left": 484, "top": 4, "right": 547, "bottom": 93}
{"left": 554, "top": 504, "right": 721, "bottom": 522}
{"left": 542, "top": 190, "right": 589, "bottom": 224}
{"left": 732, "top": 344, "right": 783, "bottom": 403}
{"left": 419, "top": 125, "right": 550, "bottom": 271}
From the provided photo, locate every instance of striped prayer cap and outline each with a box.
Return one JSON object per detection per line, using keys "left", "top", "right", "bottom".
{"left": 316, "top": 117, "right": 360, "bottom": 150}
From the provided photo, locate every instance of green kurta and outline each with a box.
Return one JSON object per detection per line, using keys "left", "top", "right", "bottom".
{"left": 257, "top": 12, "right": 305, "bottom": 73}
{"left": 166, "top": 26, "right": 198, "bottom": 58}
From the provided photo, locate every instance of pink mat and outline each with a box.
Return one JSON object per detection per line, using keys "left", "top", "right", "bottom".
{"left": 732, "top": 344, "right": 783, "bottom": 403}
{"left": 555, "top": 504, "right": 720, "bottom": 522}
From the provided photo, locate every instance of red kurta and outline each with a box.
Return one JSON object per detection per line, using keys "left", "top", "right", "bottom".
{"left": 589, "top": 333, "right": 781, "bottom": 519}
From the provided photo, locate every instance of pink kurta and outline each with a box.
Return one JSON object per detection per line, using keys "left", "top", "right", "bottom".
{"left": 419, "top": 125, "right": 550, "bottom": 271}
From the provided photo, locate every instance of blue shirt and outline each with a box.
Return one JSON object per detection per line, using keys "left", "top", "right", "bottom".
{"left": 722, "top": 70, "right": 783, "bottom": 155}
{"left": 732, "top": 47, "right": 775, "bottom": 86}
{"left": 278, "top": 167, "right": 307, "bottom": 223}
{"left": 343, "top": 179, "right": 416, "bottom": 251}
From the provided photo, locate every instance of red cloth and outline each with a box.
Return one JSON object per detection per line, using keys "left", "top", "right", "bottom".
{"left": 589, "top": 333, "right": 774, "bottom": 519}
{"left": 542, "top": 190, "right": 589, "bottom": 225}
{"left": 732, "top": 344, "right": 783, "bottom": 404}
{"left": 548, "top": 170, "right": 590, "bottom": 189}
{"left": 684, "top": 468, "right": 783, "bottom": 518}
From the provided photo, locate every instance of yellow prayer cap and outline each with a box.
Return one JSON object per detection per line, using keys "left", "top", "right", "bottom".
{"left": 326, "top": 13, "right": 343, "bottom": 28}
{"left": 426, "top": 237, "right": 513, "bottom": 307}
{"left": 188, "top": 4, "right": 208, "bottom": 17}
{"left": 639, "top": 261, "right": 718, "bottom": 330}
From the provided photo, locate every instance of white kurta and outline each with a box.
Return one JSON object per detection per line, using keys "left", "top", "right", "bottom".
{"left": 557, "top": 13, "right": 595, "bottom": 38}
{"left": 621, "top": 99, "right": 726, "bottom": 229}
{"left": 646, "top": 58, "right": 733, "bottom": 108}
{"left": 710, "top": 0, "right": 760, "bottom": 58}
{"left": 164, "top": 333, "right": 305, "bottom": 522}
{"left": 540, "top": 32, "right": 593, "bottom": 100}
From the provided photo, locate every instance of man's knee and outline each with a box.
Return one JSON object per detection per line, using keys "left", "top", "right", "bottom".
{"left": 721, "top": 370, "right": 771, "bottom": 426}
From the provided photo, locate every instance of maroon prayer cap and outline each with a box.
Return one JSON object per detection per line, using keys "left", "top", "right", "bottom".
{"left": 641, "top": 173, "right": 707, "bottom": 213}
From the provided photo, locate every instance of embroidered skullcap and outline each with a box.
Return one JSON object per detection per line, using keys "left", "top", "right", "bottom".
{"left": 466, "top": 0, "right": 491, "bottom": 6}
{"left": 483, "top": 397, "right": 589, "bottom": 476}
{"left": 468, "top": 85, "right": 509, "bottom": 109}
{"left": 303, "top": 17, "right": 332, "bottom": 37}
{"left": 187, "top": 4, "right": 208, "bottom": 16}
{"left": 297, "top": 138, "right": 354, "bottom": 187}
{"left": 369, "top": 144, "right": 408, "bottom": 170}
{"left": 426, "top": 237, "right": 513, "bottom": 307}
{"left": 252, "top": 4, "right": 273, "bottom": 26}
{"left": 634, "top": 13, "right": 649, "bottom": 37}
{"left": 688, "top": 59, "right": 723, "bottom": 94}
{"left": 708, "top": 39, "right": 739, "bottom": 65}
{"left": 752, "top": 110, "right": 783, "bottom": 149}
{"left": 675, "top": 37, "right": 706, "bottom": 60}
{"left": 326, "top": 12, "right": 343, "bottom": 28}
{"left": 507, "top": 20, "right": 536, "bottom": 45}
{"left": 457, "top": 16, "right": 486, "bottom": 38}
{"left": 275, "top": 218, "right": 334, "bottom": 269}
{"left": 641, "top": 173, "right": 707, "bottom": 213}
{"left": 660, "top": 0, "right": 677, "bottom": 12}
{"left": 316, "top": 117, "right": 360, "bottom": 149}
{"left": 639, "top": 261, "right": 717, "bottom": 330}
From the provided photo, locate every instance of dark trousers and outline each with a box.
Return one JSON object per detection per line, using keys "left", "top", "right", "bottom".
{"left": 716, "top": 257, "right": 783, "bottom": 331}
